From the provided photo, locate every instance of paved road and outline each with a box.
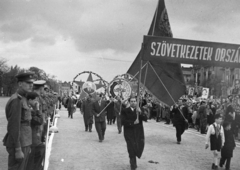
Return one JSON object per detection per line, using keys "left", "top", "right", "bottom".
{"left": 48, "top": 108, "right": 240, "bottom": 170}
{"left": 0, "top": 97, "right": 239, "bottom": 170}
{"left": 0, "top": 97, "right": 9, "bottom": 170}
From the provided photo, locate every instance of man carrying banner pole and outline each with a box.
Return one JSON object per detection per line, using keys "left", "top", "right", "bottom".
{"left": 92, "top": 94, "right": 107, "bottom": 142}
{"left": 122, "top": 46, "right": 148, "bottom": 170}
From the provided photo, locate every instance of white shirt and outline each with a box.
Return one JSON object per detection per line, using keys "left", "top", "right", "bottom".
{"left": 205, "top": 122, "right": 225, "bottom": 145}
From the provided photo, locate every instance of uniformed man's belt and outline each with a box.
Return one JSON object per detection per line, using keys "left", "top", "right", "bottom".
{"left": 21, "top": 121, "right": 30, "bottom": 126}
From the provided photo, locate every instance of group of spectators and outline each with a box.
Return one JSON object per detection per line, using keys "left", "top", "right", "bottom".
{"left": 138, "top": 93, "right": 240, "bottom": 141}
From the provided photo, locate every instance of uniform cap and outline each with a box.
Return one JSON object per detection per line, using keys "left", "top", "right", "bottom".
{"left": 16, "top": 72, "right": 35, "bottom": 83}
{"left": 33, "top": 80, "right": 46, "bottom": 87}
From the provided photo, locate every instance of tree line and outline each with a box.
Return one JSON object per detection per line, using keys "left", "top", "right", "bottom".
{"left": 0, "top": 58, "right": 60, "bottom": 96}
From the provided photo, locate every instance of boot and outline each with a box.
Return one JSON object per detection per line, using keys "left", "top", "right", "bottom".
{"left": 85, "top": 125, "right": 88, "bottom": 132}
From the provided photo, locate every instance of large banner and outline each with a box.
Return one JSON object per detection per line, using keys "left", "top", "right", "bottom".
{"left": 143, "top": 36, "right": 240, "bottom": 68}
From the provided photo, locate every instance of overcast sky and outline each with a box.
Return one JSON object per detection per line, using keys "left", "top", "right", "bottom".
{"left": 1, "top": 0, "right": 240, "bottom": 82}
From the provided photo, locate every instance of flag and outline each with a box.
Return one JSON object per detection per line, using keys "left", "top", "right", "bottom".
{"left": 127, "top": 0, "right": 186, "bottom": 106}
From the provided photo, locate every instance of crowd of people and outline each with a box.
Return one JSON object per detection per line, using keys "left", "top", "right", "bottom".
{"left": 134, "top": 93, "right": 240, "bottom": 142}
{"left": 3, "top": 72, "right": 59, "bottom": 170}
{"left": 138, "top": 93, "right": 239, "bottom": 170}
{"left": 53, "top": 91, "right": 240, "bottom": 170}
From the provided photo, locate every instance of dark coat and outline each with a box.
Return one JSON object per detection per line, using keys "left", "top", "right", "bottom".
{"left": 121, "top": 107, "right": 148, "bottom": 158}
{"left": 3, "top": 90, "right": 32, "bottom": 148}
{"left": 225, "top": 104, "right": 235, "bottom": 123}
{"left": 92, "top": 100, "right": 107, "bottom": 122}
{"left": 67, "top": 97, "right": 76, "bottom": 113}
{"left": 172, "top": 106, "right": 187, "bottom": 126}
{"left": 221, "top": 129, "right": 236, "bottom": 158}
{"left": 106, "top": 101, "right": 115, "bottom": 120}
{"left": 82, "top": 99, "right": 94, "bottom": 124}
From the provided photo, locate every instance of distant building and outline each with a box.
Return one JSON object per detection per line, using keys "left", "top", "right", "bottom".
{"left": 181, "top": 66, "right": 192, "bottom": 85}
{"left": 60, "top": 81, "right": 72, "bottom": 96}
{"left": 182, "top": 65, "right": 240, "bottom": 97}
{"left": 72, "top": 80, "right": 84, "bottom": 94}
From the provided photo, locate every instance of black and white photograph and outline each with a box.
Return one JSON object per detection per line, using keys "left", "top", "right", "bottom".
{"left": 0, "top": 0, "right": 240, "bottom": 170}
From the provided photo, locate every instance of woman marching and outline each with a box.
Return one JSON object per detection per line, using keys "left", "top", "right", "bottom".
{"left": 205, "top": 113, "right": 225, "bottom": 170}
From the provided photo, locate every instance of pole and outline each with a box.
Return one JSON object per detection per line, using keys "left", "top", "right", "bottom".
{"left": 140, "top": 62, "right": 149, "bottom": 108}
{"left": 136, "top": 44, "right": 144, "bottom": 122}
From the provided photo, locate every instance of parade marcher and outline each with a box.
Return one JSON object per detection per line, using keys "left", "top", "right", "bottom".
{"left": 121, "top": 96, "right": 147, "bottom": 170}
{"left": 220, "top": 121, "right": 236, "bottom": 170}
{"left": 198, "top": 100, "right": 208, "bottom": 134}
{"left": 172, "top": 101, "right": 188, "bottom": 144}
{"left": 57, "top": 96, "right": 62, "bottom": 110}
{"left": 82, "top": 94, "right": 94, "bottom": 132}
{"left": 92, "top": 94, "right": 107, "bottom": 142}
{"left": 114, "top": 96, "right": 125, "bottom": 134}
{"left": 165, "top": 106, "right": 171, "bottom": 124}
{"left": 205, "top": 114, "right": 225, "bottom": 170}
{"left": 191, "top": 104, "right": 198, "bottom": 130}
{"left": 3, "top": 72, "right": 34, "bottom": 170}
{"left": 67, "top": 95, "right": 75, "bottom": 119}
{"left": 106, "top": 96, "right": 115, "bottom": 125}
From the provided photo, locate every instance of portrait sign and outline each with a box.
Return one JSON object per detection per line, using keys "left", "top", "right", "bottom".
{"left": 82, "top": 81, "right": 96, "bottom": 95}
{"left": 201, "top": 87, "right": 209, "bottom": 99}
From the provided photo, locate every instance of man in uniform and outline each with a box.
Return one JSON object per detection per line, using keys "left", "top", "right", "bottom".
{"left": 3, "top": 72, "right": 35, "bottom": 170}
{"left": 41, "top": 85, "right": 50, "bottom": 140}
{"left": 26, "top": 80, "right": 46, "bottom": 170}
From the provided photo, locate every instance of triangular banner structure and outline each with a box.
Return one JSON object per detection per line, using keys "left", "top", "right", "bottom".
{"left": 127, "top": 0, "right": 186, "bottom": 106}
{"left": 87, "top": 73, "right": 93, "bottom": 82}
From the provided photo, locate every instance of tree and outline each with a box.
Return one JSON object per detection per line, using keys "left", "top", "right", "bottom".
{"left": 46, "top": 77, "right": 60, "bottom": 93}
{"left": 3, "top": 65, "right": 21, "bottom": 96}
{"left": 29, "top": 67, "right": 48, "bottom": 80}
{"left": 0, "top": 58, "right": 10, "bottom": 95}
{"left": 0, "top": 57, "right": 9, "bottom": 72}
